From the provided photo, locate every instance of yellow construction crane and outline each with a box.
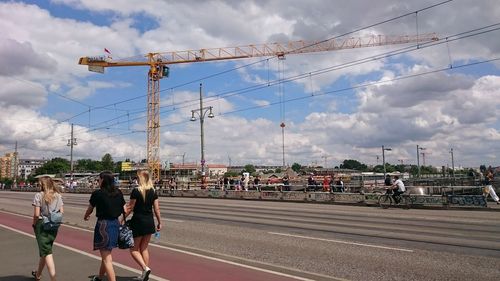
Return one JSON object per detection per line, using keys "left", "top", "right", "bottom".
{"left": 79, "top": 33, "right": 438, "bottom": 182}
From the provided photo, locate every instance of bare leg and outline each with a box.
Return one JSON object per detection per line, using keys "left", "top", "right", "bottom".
{"left": 140, "top": 234, "right": 152, "bottom": 267}
{"left": 99, "top": 249, "right": 115, "bottom": 281}
{"left": 98, "top": 260, "right": 106, "bottom": 278}
{"left": 130, "top": 236, "right": 147, "bottom": 270}
{"left": 44, "top": 254, "right": 57, "bottom": 281}
{"left": 35, "top": 257, "right": 45, "bottom": 278}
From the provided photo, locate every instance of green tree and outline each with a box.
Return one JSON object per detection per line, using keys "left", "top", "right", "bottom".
{"left": 114, "top": 161, "right": 123, "bottom": 173}
{"left": 101, "top": 153, "right": 114, "bottom": 171}
{"left": 224, "top": 171, "right": 239, "bottom": 177}
{"left": 243, "top": 164, "right": 256, "bottom": 174}
{"left": 291, "top": 163, "right": 302, "bottom": 173}
{"left": 76, "top": 159, "right": 102, "bottom": 172}
{"left": 340, "top": 159, "right": 368, "bottom": 171}
{"left": 35, "top": 157, "right": 70, "bottom": 175}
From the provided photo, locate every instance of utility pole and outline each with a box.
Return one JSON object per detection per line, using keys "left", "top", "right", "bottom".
{"left": 67, "top": 124, "right": 77, "bottom": 181}
{"left": 280, "top": 122, "right": 285, "bottom": 168}
{"left": 190, "top": 83, "right": 214, "bottom": 189}
{"left": 382, "top": 145, "right": 392, "bottom": 176}
{"left": 450, "top": 148, "right": 455, "bottom": 181}
{"left": 417, "top": 145, "right": 425, "bottom": 178}
{"left": 321, "top": 155, "right": 328, "bottom": 168}
{"left": 421, "top": 152, "right": 426, "bottom": 166}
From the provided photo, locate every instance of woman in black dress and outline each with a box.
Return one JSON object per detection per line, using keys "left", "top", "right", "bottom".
{"left": 125, "top": 169, "right": 162, "bottom": 281}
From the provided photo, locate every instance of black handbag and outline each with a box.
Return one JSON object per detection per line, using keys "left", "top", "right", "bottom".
{"left": 118, "top": 218, "right": 134, "bottom": 249}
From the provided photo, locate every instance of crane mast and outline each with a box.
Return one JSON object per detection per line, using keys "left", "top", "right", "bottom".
{"left": 79, "top": 33, "right": 438, "bottom": 182}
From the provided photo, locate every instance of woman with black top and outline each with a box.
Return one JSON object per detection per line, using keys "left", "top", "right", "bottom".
{"left": 125, "top": 169, "right": 162, "bottom": 281}
{"left": 83, "top": 171, "right": 126, "bottom": 281}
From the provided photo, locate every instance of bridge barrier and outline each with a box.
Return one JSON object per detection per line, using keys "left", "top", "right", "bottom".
{"left": 281, "top": 192, "right": 307, "bottom": 201}
{"left": 447, "top": 195, "right": 487, "bottom": 207}
{"left": 409, "top": 195, "right": 445, "bottom": 207}
{"left": 333, "top": 193, "right": 365, "bottom": 203}
{"left": 6, "top": 187, "right": 489, "bottom": 209}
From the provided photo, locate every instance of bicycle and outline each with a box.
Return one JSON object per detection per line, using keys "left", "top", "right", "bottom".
{"left": 378, "top": 189, "right": 411, "bottom": 209}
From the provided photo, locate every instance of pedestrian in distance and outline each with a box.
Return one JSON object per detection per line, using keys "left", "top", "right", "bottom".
{"left": 483, "top": 169, "right": 500, "bottom": 205}
{"left": 84, "top": 171, "right": 126, "bottom": 281}
{"left": 384, "top": 174, "right": 392, "bottom": 187}
{"left": 31, "top": 176, "right": 64, "bottom": 281}
{"left": 322, "top": 176, "right": 330, "bottom": 192}
{"left": 124, "top": 169, "right": 162, "bottom": 281}
{"left": 338, "top": 177, "right": 345, "bottom": 193}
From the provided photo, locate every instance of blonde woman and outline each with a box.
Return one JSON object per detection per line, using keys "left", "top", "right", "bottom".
{"left": 125, "top": 170, "right": 161, "bottom": 281}
{"left": 32, "top": 176, "right": 64, "bottom": 281}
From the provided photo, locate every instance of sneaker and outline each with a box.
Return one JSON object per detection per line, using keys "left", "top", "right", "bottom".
{"left": 141, "top": 267, "right": 151, "bottom": 281}
{"left": 91, "top": 276, "right": 102, "bottom": 281}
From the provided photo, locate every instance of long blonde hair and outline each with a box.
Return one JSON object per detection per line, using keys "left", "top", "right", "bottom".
{"left": 39, "top": 176, "right": 60, "bottom": 204}
{"left": 137, "top": 170, "right": 153, "bottom": 201}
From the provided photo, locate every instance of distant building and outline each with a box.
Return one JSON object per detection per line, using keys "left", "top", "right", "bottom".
{"left": 18, "top": 159, "right": 49, "bottom": 179}
{"left": 167, "top": 163, "right": 227, "bottom": 177}
{"left": 0, "top": 153, "right": 17, "bottom": 179}
{"left": 207, "top": 164, "right": 227, "bottom": 177}
{"left": 228, "top": 165, "right": 283, "bottom": 174}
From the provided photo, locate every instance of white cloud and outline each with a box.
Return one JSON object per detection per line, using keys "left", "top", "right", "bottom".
{"left": 0, "top": 0, "right": 499, "bottom": 168}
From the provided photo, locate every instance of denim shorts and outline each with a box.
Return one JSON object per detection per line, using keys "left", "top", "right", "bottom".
{"left": 93, "top": 219, "right": 119, "bottom": 251}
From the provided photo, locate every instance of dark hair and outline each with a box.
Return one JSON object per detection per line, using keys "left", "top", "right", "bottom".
{"left": 100, "top": 171, "right": 119, "bottom": 196}
{"left": 393, "top": 175, "right": 400, "bottom": 180}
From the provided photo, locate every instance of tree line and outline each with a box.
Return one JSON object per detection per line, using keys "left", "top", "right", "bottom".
{"left": 2, "top": 155, "right": 478, "bottom": 185}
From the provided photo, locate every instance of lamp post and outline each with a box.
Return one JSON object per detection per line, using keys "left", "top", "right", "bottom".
{"left": 67, "top": 123, "right": 77, "bottom": 181}
{"left": 450, "top": 148, "right": 455, "bottom": 182}
{"left": 190, "top": 83, "right": 214, "bottom": 189}
{"left": 382, "top": 145, "right": 392, "bottom": 176}
{"left": 417, "top": 145, "right": 425, "bottom": 178}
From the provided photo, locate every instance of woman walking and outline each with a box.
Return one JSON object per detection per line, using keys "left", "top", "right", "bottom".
{"left": 125, "top": 170, "right": 162, "bottom": 281}
{"left": 32, "top": 176, "right": 64, "bottom": 281}
{"left": 84, "top": 171, "right": 126, "bottom": 281}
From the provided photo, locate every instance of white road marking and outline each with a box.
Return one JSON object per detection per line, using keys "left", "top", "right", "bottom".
{"left": 149, "top": 243, "right": 337, "bottom": 281}
{"left": 0, "top": 223, "right": 169, "bottom": 281}
{"left": 1, "top": 211, "right": 344, "bottom": 281}
{"left": 268, "top": 232, "right": 414, "bottom": 253}
{"left": 163, "top": 218, "right": 184, "bottom": 223}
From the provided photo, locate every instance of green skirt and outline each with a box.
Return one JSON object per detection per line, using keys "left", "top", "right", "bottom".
{"left": 34, "top": 219, "right": 58, "bottom": 257}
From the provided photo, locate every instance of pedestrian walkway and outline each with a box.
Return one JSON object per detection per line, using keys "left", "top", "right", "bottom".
{"left": 0, "top": 211, "right": 314, "bottom": 281}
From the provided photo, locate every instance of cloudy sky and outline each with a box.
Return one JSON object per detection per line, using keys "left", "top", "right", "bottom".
{"left": 0, "top": 0, "right": 499, "bottom": 168}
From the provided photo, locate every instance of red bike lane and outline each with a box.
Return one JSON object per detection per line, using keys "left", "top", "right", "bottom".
{"left": 0, "top": 211, "right": 310, "bottom": 281}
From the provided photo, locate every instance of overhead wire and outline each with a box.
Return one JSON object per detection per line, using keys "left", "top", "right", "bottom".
{"left": 12, "top": 0, "right": 491, "bottom": 156}
{"left": 65, "top": 0, "right": 456, "bottom": 121}
{"left": 14, "top": 21, "right": 499, "bottom": 153}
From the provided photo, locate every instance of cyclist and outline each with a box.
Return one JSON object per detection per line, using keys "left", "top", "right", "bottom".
{"left": 391, "top": 175, "right": 406, "bottom": 204}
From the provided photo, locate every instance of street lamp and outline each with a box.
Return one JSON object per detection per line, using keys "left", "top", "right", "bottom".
{"left": 67, "top": 123, "right": 77, "bottom": 181}
{"left": 417, "top": 145, "right": 426, "bottom": 178}
{"left": 450, "top": 148, "right": 455, "bottom": 182}
{"left": 190, "top": 83, "right": 214, "bottom": 189}
{"left": 382, "top": 145, "right": 392, "bottom": 176}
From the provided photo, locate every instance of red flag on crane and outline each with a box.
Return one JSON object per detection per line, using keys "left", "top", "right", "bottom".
{"left": 104, "top": 48, "right": 112, "bottom": 60}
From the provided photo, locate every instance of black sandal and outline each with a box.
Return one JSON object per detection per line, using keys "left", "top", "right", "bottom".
{"left": 31, "top": 271, "right": 41, "bottom": 281}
